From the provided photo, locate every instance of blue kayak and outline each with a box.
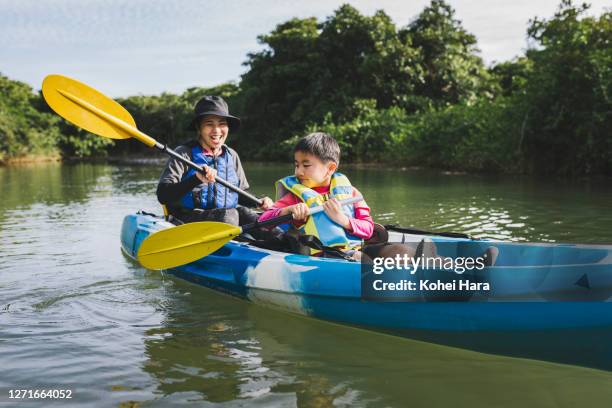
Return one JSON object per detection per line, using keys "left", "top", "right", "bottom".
{"left": 121, "top": 213, "right": 612, "bottom": 334}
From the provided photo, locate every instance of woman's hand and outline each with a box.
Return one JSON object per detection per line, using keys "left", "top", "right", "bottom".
{"left": 259, "top": 196, "right": 274, "bottom": 210}
{"left": 323, "top": 198, "right": 351, "bottom": 229}
{"left": 195, "top": 165, "right": 216, "bottom": 183}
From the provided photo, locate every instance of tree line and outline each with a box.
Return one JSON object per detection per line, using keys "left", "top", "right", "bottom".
{"left": 1, "top": 0, "right": 610, "bottom": 175}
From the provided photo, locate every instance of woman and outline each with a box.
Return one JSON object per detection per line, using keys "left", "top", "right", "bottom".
{"left": 156, "top": 95, "right": 273, "bottom": 225}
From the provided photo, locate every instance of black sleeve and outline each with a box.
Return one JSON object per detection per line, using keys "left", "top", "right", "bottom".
{"left": 156, "top": 143, "right": 204, "bottom": 205}
{"left": 157, "top": 175, "right": 201, "bottom": 205}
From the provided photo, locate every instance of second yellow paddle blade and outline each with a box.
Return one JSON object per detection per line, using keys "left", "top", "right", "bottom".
{"left": 42, "top": 74, "right": 135, "bottom": 140}
{"left": 137, "top": 222, "right": 242, "bottom": 270}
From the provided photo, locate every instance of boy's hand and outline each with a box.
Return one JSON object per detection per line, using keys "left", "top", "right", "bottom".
{"left": 196, "top": 165, "right": 216, "bottom": 183}
{"left": 286, "top": 203, "right": 309, "bottom": 221}
{"left": 259, "top": 197, "right": 274, "bottom": 210}
{"left": 323, "top": 198, "right": 351, "bottom": 229}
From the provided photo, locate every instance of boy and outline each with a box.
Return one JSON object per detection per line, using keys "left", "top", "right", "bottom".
{"left": 258, "top": 132, "right": 373, "bottom": 256}
{"left": 260, "top": 132, "right": 494, "bottom": 266}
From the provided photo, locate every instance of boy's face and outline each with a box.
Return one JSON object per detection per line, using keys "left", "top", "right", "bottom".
{"left": 294, "top": 151, "right": 337, "bottom": 188}
{"left": 198, "top": 115, "right": 228, "bottom": 152}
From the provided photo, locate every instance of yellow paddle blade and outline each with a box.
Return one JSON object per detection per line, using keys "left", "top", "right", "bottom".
{"left": 137, "top": 222, "right": 242, "bottom": 270}
{"left": 42, "top": 74, "right": 135, "bottom": 140}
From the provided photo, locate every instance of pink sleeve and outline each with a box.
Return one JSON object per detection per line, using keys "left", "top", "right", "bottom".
{"left": 258, "top": 193, "right": 299, "bottom": 222}
{"left": 258, "top": 188, "right": 374, "bottom": 240}
{"left": 346, "top": 188, "right": 374, "bottom": 240}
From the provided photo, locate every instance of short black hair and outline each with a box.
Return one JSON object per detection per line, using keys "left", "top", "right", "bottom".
{"left": 294, "top": 132, "right": 340, "bottom": 164}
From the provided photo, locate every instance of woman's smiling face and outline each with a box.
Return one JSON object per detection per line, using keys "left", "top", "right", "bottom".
{"left": 198, "top": 115, "right": 228, "bottom": 153}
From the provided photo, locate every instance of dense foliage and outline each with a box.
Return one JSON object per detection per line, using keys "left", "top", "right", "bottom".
{"left": 1, "top": 1, "right": 610, "bottom": 175}
{"left": 0, "top": 73, "right": 113, "bottom": 162}
{"left": 0, "top": 75, "right": 61, "bottom": 162}
{"left": 235, "top": 1, "right": 494, "bottom": 157}
{"left": 522, "top": 1, "right": 612, "bottom": 175}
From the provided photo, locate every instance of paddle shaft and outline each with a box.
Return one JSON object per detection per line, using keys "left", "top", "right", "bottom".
{"left": 57, "top": 88, "right": 263, "bottom": 207}
{"left": 240, "top": 195, "right": 364, "bottom": 233}
{"left": 384, "top": 224, "right": 473, "bottom": 240}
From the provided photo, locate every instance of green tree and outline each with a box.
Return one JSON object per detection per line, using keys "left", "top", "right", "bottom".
{"left": 312, "top": 6, "right": 421, "bottom": 117}
{"left": 239, "top": 5, "right": 423, "bottom": 157}
{"left": 238, "top": 17, "right": 321, "bottom": 154}
{"left": 522, "top": 0, "right": 612, "bottom": 175}
{"left": 489, "top": 58, "right": 532, "bottom": 97}
{"left": 402, "top": 0, "right": 492, "bottom": 107}
{"left": 0, "top": 74, "right": 61, "bottom": 161}
{"left": 119, "top": 93, "right": 191, "bottom": 152}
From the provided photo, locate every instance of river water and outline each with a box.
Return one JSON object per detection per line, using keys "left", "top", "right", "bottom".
{"left": 2, "top": 161, "right": 612, "bottom": 407}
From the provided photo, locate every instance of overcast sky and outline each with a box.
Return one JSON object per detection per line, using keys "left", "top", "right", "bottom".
{"left": 1, "top": 0, "right": 609, "bottom": 97}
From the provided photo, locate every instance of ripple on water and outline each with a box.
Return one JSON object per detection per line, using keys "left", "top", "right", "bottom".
{"left": 3, "top": 163, "right": 612, "bottom": 406}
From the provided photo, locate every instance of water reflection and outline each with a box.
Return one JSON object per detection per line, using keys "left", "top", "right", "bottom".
{"left": 433, "top": 200, "right": 533, "bottom": 241}
{"left": 0, "top": 162, "right": 110, "bottom": 209}
{"left": 2, "top": 162, "right": 612, "bottom": 407}
{"left": 243, "top": 162, "right": 612, "bottom": 243}
{"left": 140, "top": 282, "right": 612, "bottom": 406}
{"left": 345, "top": 167, "right": 612, "bottom": 243}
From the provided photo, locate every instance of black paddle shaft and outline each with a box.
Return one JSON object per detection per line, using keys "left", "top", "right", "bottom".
{"left": 241, "top": 196, "right": 364, "bottom": 233}
{"left": 242, "top": 213, "right": 294, "bottom": 232}
{"left": 156, "top": 142, "right": 263, "bottom": 207}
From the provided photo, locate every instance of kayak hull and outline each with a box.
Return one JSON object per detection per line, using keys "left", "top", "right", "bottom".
{"left": 120, "top": 213, "right": 612, "bottom": 333}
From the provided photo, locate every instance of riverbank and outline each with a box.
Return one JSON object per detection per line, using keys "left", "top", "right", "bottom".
{"left": 0, "top": 155, "right": 485, "bottom": 180}
{"left": 6, "top": 155, "right": 612, "bottom": 185}
{"left": 0, "top": 153, "right": 61, "bottom": 166}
